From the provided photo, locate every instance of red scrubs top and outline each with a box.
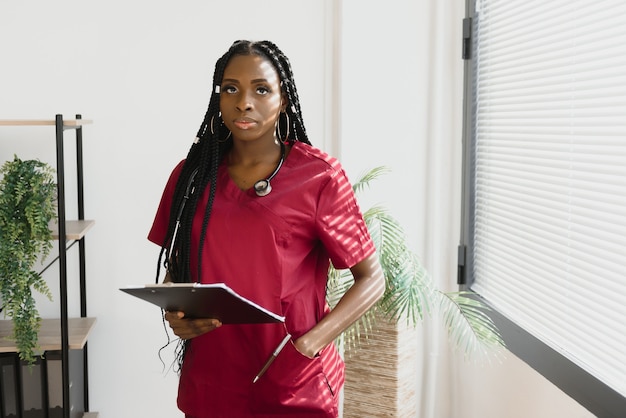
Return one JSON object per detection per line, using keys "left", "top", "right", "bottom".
{"left": 148, "top": 142, "right": 376, "bottom": 417}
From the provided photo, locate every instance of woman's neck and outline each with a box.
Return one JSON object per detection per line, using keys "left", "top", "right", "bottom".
{"left": 228, "top": 138, "right": 282, "bottom": 168}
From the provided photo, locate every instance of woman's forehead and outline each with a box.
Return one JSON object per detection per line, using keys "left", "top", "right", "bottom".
{"left": 223, "top": 54, "right": 280, "bottom": 84}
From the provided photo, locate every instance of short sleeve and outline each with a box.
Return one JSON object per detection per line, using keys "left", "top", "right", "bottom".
{"left": 147, "top": 160, "right": 185, "bottom": 246}
{"left": 315, "top": 166, "right": 376, "bottom": 269}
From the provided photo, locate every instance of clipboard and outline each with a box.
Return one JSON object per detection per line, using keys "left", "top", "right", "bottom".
{"left": 120, "top": 283, "right": 285, "bottom": 324}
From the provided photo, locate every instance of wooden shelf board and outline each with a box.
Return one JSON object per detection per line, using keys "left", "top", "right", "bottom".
{"left": 0, "top": 317, "right": 96, "bottom": 353}
{"left": 0, "top": 119, "right": 92, "bottom": 127}
{"left": 50, "top": 219, "right": 95, "bottom": 240}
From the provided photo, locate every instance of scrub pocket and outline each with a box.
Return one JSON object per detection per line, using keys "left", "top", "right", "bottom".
{"left": 249, "top": 341, "right": 338, "bottom": 417}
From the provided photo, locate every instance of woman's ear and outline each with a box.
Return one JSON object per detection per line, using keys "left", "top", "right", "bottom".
{"left": 281, "top": 94, "right": 289, "bottom": 112}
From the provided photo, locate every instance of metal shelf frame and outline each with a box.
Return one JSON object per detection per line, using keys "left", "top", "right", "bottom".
{"left": 55, "top": 113, "right": 90, "bottom": 418}
{"left": 0, "top": 114, "right": 94, "bottom": 418}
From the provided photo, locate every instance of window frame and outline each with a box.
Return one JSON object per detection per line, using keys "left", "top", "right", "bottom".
{"left": 459, "top": 1, "right": 626, "bottom": 417}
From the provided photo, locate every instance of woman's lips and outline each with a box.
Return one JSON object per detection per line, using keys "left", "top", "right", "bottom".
{"left": 233, "top": 118, "right": 257, "bottom": 130}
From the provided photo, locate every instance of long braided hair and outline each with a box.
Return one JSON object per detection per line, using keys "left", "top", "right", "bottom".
{"left": 156, "top": 40, "right": 310, "bottom": 286}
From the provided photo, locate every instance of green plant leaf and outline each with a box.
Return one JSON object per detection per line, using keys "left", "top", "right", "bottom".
{"left": 438, "top": 291, "right": 505, "bottom": 361}
{"left": 0, "top": 155, "right": 56, "bottom": 364}
{"left": 351, "top": 166, "right": 391, "bottom": 197}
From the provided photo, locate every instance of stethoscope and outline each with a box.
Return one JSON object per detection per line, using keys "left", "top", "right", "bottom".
{"left": 253, "top": 141, "right": 285, "bottom": 197}
{"left": 176, "top": 141, "right": 286, "bottom": 230}
{"left": 168, "top": 142, "right": 285, "bottom": 279}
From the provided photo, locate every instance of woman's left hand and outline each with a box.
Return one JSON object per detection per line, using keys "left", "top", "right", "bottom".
{"left": 293, "top": 253, "right": 385, "bottom": 358}
{"left": 292, "top": 338, "right": 316, "bottom": 359}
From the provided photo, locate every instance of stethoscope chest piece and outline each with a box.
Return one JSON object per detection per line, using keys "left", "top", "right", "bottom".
{"left": 254, "top": 179, "right": 272, "bottom": 197}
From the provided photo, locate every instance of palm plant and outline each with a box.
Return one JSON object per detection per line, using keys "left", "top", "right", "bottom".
{"left": 327, "top": 166, "right": 504, "bottom": 359}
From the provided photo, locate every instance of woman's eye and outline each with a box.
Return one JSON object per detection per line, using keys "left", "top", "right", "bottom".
{"left": 256, "top": 86, "right": 270, "bottom": 95}
{"left": 223, "top": 85, "right": 237, "bottom": 94}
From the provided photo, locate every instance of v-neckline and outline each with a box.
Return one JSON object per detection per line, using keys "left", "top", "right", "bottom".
{"left": 221, "top": 142, "right": 293, "bottom": 198}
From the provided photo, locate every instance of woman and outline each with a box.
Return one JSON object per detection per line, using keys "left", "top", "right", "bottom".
{"left": 148, "top": 40, "right": 384, "bottom": 418}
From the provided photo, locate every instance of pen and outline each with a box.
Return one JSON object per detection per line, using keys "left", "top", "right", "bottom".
{"left": 252, "top": 333, "right": 291, "bottom": 383}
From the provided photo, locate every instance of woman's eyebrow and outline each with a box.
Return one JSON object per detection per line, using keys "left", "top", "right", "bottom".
{"left": 222, "top": 78, "right": 270, "bottom": 84}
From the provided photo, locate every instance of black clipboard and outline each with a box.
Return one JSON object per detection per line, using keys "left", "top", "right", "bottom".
{"left": 120, "top": 283, "right": 285, "bottom": 324}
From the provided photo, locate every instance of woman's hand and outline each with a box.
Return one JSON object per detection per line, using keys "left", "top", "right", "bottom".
{"left": 293, "top": 338, "right": 316, "bottom": 359}
{"left": 294, "top": 253, "right": 385, "bottom": 358}
{"left": 164, "top": 311, "right": 222, "bottom": 340}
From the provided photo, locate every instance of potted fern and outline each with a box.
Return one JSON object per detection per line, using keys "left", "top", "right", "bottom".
{"left": 0, "top": 155, "right": 56, "bottom": 364}
{"left": 327, "top": 167, "right": 504, "bottom": 416}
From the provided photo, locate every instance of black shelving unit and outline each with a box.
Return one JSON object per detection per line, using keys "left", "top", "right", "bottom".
{"left": 0, "top": 115, "right": 96, "bottom": 418}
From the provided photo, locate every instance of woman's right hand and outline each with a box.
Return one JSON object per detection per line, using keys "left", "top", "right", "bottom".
{"left": 164, "top": 311, "right": 222, "bottom": 340}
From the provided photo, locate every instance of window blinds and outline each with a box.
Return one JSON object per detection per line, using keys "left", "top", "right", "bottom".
{"left": 470, "top": 0, "right": 626, "bottom": 397}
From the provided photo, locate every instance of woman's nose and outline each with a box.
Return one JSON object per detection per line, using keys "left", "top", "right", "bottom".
{"left": 236, "top": 92, "right": 253, "bottom": 112}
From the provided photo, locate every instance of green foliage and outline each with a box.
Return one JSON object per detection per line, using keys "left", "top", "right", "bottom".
{"left": 0, "top": 155, "right": 56, "bottom": 364}
{"left": 327, "top": 167, "right": 505, "bottom": 359}
{"left": 439, "top": 291, "right": 504, "bottom": 361}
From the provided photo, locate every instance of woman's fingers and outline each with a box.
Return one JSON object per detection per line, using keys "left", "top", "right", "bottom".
{"left": 164, "top": 311, "right": 222, "bottom": 339}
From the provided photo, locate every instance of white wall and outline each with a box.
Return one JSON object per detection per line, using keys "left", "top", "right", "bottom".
{"left": 0, "top": 0, "right": 596, "bottom": 417}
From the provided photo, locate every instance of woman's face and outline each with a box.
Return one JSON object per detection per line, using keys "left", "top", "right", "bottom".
{"left": 219, "top": 54, "right": 285, "bottom": 144}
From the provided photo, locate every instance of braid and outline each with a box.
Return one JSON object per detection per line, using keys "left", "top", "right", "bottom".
{"left": 255, "top": 41, "right": 311, "bottom": 145}
{"left": 155, "top": 45, "right": 234, "bottom": 284}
